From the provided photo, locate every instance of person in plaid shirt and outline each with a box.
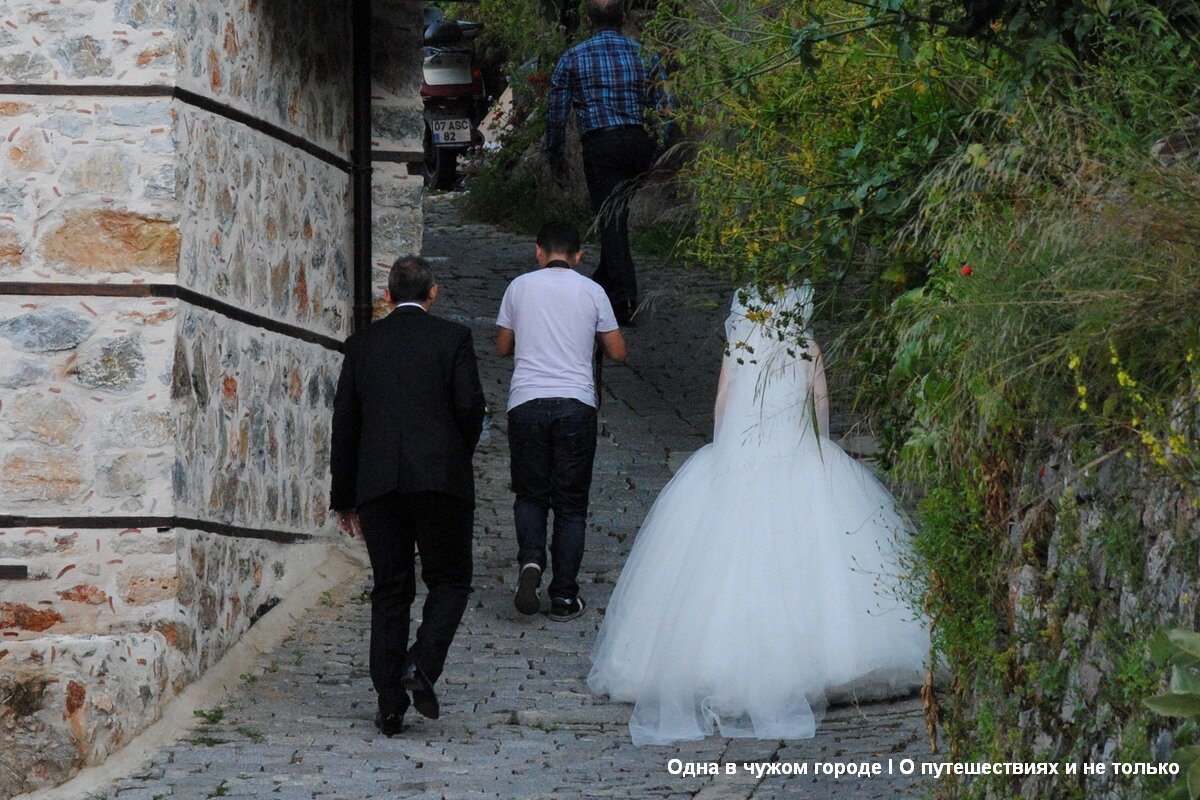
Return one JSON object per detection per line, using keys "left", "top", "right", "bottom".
{"left": 544, "top": 0, "right": 673, "bottom": 327}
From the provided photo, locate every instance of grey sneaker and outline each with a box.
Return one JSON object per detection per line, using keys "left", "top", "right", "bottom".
{"left": 514, "top": 563, "right": 542, "bottom": 615}
{"left": 549, "top": 596, "right": 586, "bottom": 621}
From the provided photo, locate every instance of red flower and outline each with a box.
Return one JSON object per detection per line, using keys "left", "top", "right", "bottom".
{"left": 960, "top": 264, "right": 973, "bottom": 276}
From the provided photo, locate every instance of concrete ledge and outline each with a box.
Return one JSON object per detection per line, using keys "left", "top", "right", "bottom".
{"left": 514, "top": 704, "right": 631, "bottom": 728}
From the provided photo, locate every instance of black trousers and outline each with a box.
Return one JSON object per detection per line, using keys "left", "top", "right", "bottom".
{"left": 507, "top": 398, "right": 598, "bottom": 600}
{"left": 357, "top": 490, "right": 473, "bottom": 713}
{"left": 581, "top": 125, "right": 655, "bottom": 309}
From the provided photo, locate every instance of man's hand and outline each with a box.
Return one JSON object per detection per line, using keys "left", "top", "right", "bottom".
{"left": 336, "top": 510, "right": 362, "bottom": 538}
{"left": 550, "top": 163, "right": 570, "bottom": 187}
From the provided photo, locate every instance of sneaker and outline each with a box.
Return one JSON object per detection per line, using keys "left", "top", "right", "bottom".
{"left": 514, "top": 563, "right": 542, "bottom": 615}
{"left": 549, "top": 596, "right": 586, "bottom": 621}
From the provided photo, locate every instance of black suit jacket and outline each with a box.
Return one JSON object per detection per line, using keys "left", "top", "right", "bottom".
{"left": 330, "top": 306, "right": 486, "bottom": 510}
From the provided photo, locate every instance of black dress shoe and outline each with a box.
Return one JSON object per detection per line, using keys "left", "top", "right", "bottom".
{"left": 614, "top": 301, "right": 638, "bottom": 328}
{"left": 374, "top": 710, "right": 405, "bottom": 737}
{"left": 402, "top": 664, "right": 440, "bottom": 720}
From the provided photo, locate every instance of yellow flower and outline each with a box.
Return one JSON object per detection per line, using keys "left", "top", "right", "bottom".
{"left": 1076, "top": 385, "right": 1087, "bottom": 397}
{"left": 1067, "top": 354, "right": 1081, "bottom": 370}
{"left": 1079, "top": 400, "right": 1088, "bottom": 411}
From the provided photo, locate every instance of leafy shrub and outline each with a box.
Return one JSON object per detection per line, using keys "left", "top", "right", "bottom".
{"left": 1147, "top": 629, "right": 1200, "bottom": 799}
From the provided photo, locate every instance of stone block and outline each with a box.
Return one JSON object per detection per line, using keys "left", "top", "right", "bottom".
{"left": 115, "top": 0, "right": 177, "bottom": 28}
{"left": 118, "top": 563, "right": 179, "bottom": 606}
{"left": 96, "top": 407, "right": 175, "bottom": 448}
{"left": 65, "top": 146, "right": 135, "bottom": 195}
{"left": 0, "top": 601, "right": 65, "bottom": 632}
{"left": 5, "top": 391, "right": 84, "bottom": 445}
{"left": 0, "top": 228, "right": 25, "bottom": 271}
{"left": 0, "top": 358, "right": 50, "bottom": 389}
{"left": 71, "top": 334, "right": 148, "bottom": 391}
{"left": 51, "top": 35, "right": 115, "bottom": 79}
{"left": 0, "top": 446, "right": 84, "bottom": 501}
{"left": 96, "top": 453, "right": 148, "bottom": 498}
{"left": 56, "top": 583, "right": 110, "bottom": 605}
{"left": 41, "top": 210, "right": 180, "bottom": 275}
{"left": 0, "top": 307, "right": 94, "bottom": 352}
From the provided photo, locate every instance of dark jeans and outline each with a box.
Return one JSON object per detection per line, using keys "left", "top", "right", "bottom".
{"left": 357, "top": 490, "right": 473, "bottom": 713}
{"left": 507, "top": 398, "right": 598, "bottom": 600}
{"left": 581, "top": 125, "right": 655, "bottom": 309}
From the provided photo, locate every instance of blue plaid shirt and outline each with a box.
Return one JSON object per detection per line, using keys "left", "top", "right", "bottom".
{"left": 544, "top": 30, "right": 672, "bottom": 167}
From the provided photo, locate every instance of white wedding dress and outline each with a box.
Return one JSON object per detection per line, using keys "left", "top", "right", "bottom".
{"left": 588, "top": 286, "right": 929, "bottom": 745}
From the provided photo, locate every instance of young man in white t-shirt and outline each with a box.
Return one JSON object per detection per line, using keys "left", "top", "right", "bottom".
{"left": 496, "top": 221, "right": 627, "bottom": 621}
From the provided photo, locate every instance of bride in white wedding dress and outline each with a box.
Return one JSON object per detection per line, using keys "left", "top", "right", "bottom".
{"left": 588, "top": 285, "right": 929, "bottom": 746}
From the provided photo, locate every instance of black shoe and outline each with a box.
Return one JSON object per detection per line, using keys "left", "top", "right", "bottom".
{"left": 514, "top": 562, "right": 542, "bottom": 616}
{"left": 402, "top": 664, "right": 440, "bottom": 720}
{"left": 614, "top": 301, "right": 638, "bottom": 328}
{"left": 374, "top": 710, "right": 405, "bottom": 737}
{"left": 549, "top": 596, "right": 586, "bottom": 621}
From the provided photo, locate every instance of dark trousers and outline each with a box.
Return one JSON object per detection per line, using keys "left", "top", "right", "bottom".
{"left": 507, "top": 398, "right": 598, "bottom": 601}
{"left": 357, "top": 490, "right": 473, "bottom": 713}
{"left": 581, "top": 126, "right": 655, "bottom": 309}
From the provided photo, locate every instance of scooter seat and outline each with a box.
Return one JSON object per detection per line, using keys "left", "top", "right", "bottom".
{"left": 424, "top": 19, "right": 463, "bottom": 46}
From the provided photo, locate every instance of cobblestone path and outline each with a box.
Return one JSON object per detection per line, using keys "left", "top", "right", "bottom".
{"left": 96, "top": 197, "right": 933, "bottom": 800}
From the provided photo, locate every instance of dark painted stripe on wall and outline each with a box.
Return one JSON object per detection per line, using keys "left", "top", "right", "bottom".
{"left": 0, "top": 282, "right": 345, "bottom": 352}
{"left": 0, "top": 564, "right": 29, "bottom": 580}
{"left": 174, "top": 87, "right": 352, "bottom": 171}
{"left": 0, "top": 83, "right": 352, "bottom": 171}
{"left": 0, "top": 515, "right": 314, "bottom": 544}
{"left": 372, "top": 150, "right": 426, "bottom": 163}
{"left": 0, "top": 84, "right": 173, "bottom": 97}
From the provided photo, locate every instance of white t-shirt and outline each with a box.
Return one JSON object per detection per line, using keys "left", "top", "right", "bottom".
{"left": 496, "top": 265, "right": 619, "bottom": 411}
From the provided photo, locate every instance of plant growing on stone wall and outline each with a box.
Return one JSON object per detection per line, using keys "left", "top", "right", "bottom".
{"left": 1146, "top": 629, "right": 1200, "bottom": 798}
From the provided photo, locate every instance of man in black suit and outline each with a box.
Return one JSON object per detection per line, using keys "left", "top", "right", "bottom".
{"left": 330, "top": 256, "right": 486, "bottom": 737}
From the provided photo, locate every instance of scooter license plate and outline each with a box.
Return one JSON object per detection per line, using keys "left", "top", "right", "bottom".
{"left": 431, "top": 118, "right": 471, "bottom": 145}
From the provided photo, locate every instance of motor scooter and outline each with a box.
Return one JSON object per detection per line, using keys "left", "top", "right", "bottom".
{"left": 422, "top": 8, "right": 487, "bottom": 190}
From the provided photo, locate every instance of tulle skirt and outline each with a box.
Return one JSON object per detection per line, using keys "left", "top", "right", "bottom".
{"left": 587, "top": 438, "right": 929, "bottom": 745}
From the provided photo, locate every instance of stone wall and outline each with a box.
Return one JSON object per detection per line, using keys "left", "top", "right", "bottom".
{"left": 0, "top": 297, "right": 177, "bottom": 517}
{"left": 1, "top": 0, "right": 187, "bottom": 783}
{"left": 176, "top": 105, "right": 352, "bottom": 337}
{"left": 175, "top": 0, "right": 351, "bottom": 154}
{"left": 952, "top": 441, "right": 1200, "bottom": 800}
{"left": 0, "top": 0, "right": 177, "bottom": 86}
{"left": 167, "top": 0, "right": 354, "bottom": 680}
{"left": 0, "top": 94, "right": 179, "bottom": 286}
{"left": 371, "top": 0, "right": 425, "bottom": 314}
{"left": 171, "top": 305, "right": 342, "bottom": 536}
{"left": 0, "top": 0, "right": 426, "bottom": 795}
